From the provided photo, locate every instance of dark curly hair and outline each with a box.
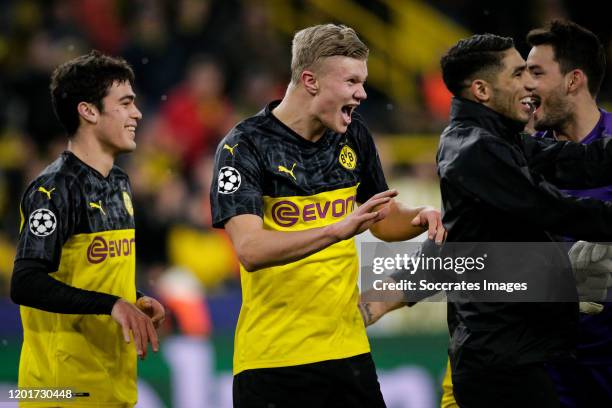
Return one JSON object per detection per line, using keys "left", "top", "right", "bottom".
{"left": 527, "top": 20, "right": 605, "bottom": 97}
{"left": 440, "top": 34, "right": 514, "bottom": 97}
{"left": 50, "top": 50, "right": 135, "bottom": 135}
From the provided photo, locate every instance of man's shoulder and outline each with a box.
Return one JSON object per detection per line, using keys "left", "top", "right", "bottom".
{"left": 21, "top": 154, "right": 82, "bottom": 208}
{"left": 234, "top": 114, "right": 269, "bottom": 140}
{"left": 110, "top": 164, "right": 129, "bottom": 180}
{"left": 215, "top": 109, "right": 293, "bottom": 166}
{"left": 220, "top": 113, "right": 271, "bottom": 149}
{"left": 438, "top": 123, "right": 507, "bottom": 169}
{"left": 440, "top": 122, "right": 502, "bottom": 150}
{"left": 29, "top": 154, "right": 80, "bottom": 192}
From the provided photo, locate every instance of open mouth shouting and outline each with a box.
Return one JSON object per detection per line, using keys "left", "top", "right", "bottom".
{"left": 340, "top": 104, "right": 358, "bottom": 125}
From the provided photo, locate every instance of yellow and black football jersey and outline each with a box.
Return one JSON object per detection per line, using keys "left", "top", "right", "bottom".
{"left": 211, "top": 101, "right": 388, "bottom": 375}
{"left": 15, "top": 151, "right": 137, "bottom": 407}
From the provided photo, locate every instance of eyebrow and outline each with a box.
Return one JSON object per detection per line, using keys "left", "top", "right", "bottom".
{"left": 346, "top": 74, "right": 367, "bottom": 82}
{"left": 511, "top": 65, "right": 526, "bottom": 75}
{"left": 119, "top": 94, "right": 136, "bottom": 102}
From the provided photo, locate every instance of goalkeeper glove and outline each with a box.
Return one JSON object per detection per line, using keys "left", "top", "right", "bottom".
{"left": 568, "top": 241, "right": 612, "bottom": 315}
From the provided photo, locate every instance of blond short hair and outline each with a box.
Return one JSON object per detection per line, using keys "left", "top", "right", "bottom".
{"left": 290, "top": 24, "right": 369, "bottom": 85}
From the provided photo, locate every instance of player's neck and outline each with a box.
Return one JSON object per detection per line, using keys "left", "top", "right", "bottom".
{"left": 272, "top": 90, "right": 326, "bottom": 143}
{"left": 555, "top": 98, "right": 600, "bottom": 143}
{"left": 68, "top": 133, "right": 115, "bottom": 177}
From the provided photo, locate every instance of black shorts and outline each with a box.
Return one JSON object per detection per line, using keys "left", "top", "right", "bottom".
{"left": 233, "top": 353, "right": 386, "bottom": 408}
{"left": 452, "top": 362, "right": 560, "bottom": 408}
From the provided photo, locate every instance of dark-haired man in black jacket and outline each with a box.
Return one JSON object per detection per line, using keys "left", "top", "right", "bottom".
{"left": 437, "top": 33, "right": 612, "bottom": 407}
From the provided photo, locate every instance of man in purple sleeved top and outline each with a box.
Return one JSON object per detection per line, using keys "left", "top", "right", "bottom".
{"left": 527, "top": 20, "right": 612, "bottom": 407}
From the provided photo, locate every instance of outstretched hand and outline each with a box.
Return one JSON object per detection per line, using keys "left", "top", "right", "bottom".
{"left": 111, "top": 298, "right": 159, "bottom": 360}
{"left": 331, "top": 189, "right": 398, "bottom": 241}
{"left": 411, "top": 207, "right": 446, "bottom": 244}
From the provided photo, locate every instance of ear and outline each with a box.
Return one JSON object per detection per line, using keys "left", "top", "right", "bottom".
{"left": 77, "top": 102, "right": 99, "bottom": 125}
{"left": 301, "top": 70, "right": 319, "bottom": 96}
{"left": 469, "top": 79, "right": 491, "bottom": 103}
{"left": 565, "top": 69, "right": 585, "bottom": 94}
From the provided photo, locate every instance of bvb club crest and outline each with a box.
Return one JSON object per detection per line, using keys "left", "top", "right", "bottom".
{"left": 339, "top": 145, "right": 357, "bottom": 170}
{"left": 123, "top": 192, "right": 134, "bottom": 216}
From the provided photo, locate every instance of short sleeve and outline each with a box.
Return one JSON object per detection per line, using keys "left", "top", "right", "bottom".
{"left": 353, "top": 119, "right": 388, "bottom": 203}
{"left": 211, "top": 131, "right": 265, "bottom": 228}
{"left": 15, "top": 175, "right": 76, "bottom": 270}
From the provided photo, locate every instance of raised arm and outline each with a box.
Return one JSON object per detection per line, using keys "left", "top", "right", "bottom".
{"left": 225, "top": 189, "right": 397, "bottom": 271}
{"left": 369, "top": 199, "right": 446, "bottom": 243}
{"left": 523, "top": 133, "right": 612, "bottom": 189}
{"left": 442, "top": 135, "right": 612, "bottom": 241}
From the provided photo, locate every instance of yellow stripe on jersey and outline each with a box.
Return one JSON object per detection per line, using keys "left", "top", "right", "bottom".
{"left": 19, "top": 205, "right": 24, "bottom": 233}
{"left": 233, "top": 184, "right": 370, "bottom": 374}
{"left": 19, "top": 229, "right": 137, "bottom": 408}
{"left": 262, "top": 184, "right": 359, "bottom": 231}
{"left": 441, "top": 358, "right": 458, "bottom": 408}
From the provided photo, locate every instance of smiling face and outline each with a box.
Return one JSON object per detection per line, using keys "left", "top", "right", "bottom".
{"left": 311, "top": 56, "right": 368, "bottom": 134}
{"left": 487, "top": 48, "right": 536, "bottom": 124}
{"left": 526, "top": 44, "right": 573, "bottom": 131}
{"left": 94, "top": 81, "right": 142, "bottom": 154}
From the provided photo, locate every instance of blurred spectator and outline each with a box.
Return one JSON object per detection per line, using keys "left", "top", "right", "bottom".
{"left": 72, "top": 0, "right": 124, "bottom": 53}
{"left": 48, "top": 0, "right": 87, "bottom": 40}
{"left": 171, "top": 0, "right": 216, "bottom": 58}
{"left": 235, "top": 67, "right": 285, "bottom": 117}
{"left": 219, "top": 1, "right": 289, "bottom": 97}
{"left": 122, "top": 2, "right": 185, "bottom": 110}
{"left": 160, "top": 54, "right": 235, "bottom": 170}
{"left": 9, "top": 31, "right": 84, "bottom": 154}
{"left": 421, "top": 71, "right": 452, "bottom": 122}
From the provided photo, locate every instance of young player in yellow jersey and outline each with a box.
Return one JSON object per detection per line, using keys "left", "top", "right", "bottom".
{"left": 211, "top": 24, "right": 446, "bottom": 407}
{"left": 11, "top": 51, "right": 165, "bottom": 407}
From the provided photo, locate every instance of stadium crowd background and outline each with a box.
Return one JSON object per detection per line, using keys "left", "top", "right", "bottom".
{"left": 0, "top": 1, "right": 611, "bottom": 407}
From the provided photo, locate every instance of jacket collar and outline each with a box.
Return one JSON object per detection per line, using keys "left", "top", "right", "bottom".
{"left": 449, "top": 96, "right": 526, "bottom": 137}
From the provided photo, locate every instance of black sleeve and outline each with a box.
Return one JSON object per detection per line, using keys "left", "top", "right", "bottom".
{"left": 522, "top": 134, "right": 612, "bottom": 189}
{"left": 354, "top": 122, "right": 389, "bottom": 203}
{"left": 389, "top": 239, "right": 442, "bottom": 305}
{"left": 443, "top": 135, "right": 612, "bottom": 241}
{"left": 210, "top": 131, "right": 264, "bottom": 228}
{"left": 11, "top": 258, "right": 119, "bottom": 314}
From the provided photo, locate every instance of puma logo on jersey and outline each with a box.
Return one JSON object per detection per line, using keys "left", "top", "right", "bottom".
{"left": 278, "top": 163, "right": 297, "bottom": 181}
{"left": 223, "top": 143, "right": 239, "bottom": 156}
{"left": 37, "top": 186, "right": 55, "bottom": 200}
{"left": 89, "top": 201, "right": 106, "bottom": 215}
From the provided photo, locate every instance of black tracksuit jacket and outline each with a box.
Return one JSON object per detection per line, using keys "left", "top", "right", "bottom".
{"left": 438, "top": 97, "right": 612, "bottom": 375}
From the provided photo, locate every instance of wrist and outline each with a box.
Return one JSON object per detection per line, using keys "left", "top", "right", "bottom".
{"left": 324, "top": 223, "right": 343, "bottom": 243}
{"left": 108, "top": 296, "right": 124, "bottom": 316}
{"left": 359, "top": 302, "right": 375, "bottom": 326}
